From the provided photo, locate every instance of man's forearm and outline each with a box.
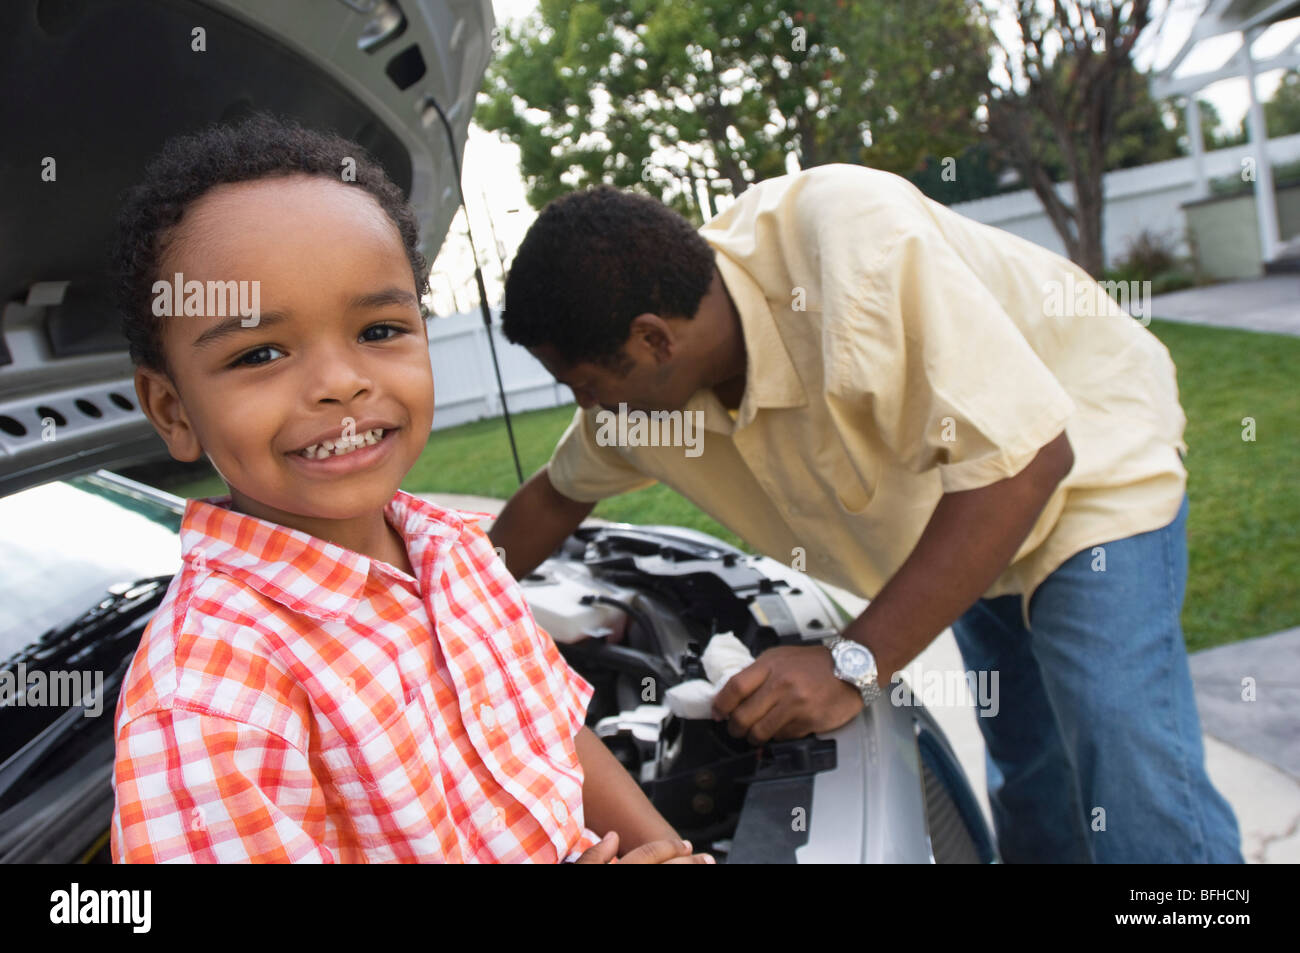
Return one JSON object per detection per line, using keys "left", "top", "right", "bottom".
{"left": 489, "top": 467, "right": 596, "bottom": 579}
{"left": 846, "top": 430, "right": 1074, "bottom": 684}
{"left": 575, "top": 726, "right": 679, "bottom": 852}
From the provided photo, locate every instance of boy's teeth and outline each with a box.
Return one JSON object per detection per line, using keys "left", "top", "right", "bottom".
{"left": 299, "top": 428, "right": 386, "bottom": 459}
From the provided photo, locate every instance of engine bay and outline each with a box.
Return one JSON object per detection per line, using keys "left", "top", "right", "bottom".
{"left": 520, "top": 523, "right": 847, "bottom": 860}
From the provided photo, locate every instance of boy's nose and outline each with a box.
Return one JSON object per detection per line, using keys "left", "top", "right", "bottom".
{"left": 309, "top": 349, "right": 373, "bottom": 405}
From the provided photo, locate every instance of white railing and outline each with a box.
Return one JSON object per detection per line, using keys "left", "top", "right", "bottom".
{"left": 949, "top": 133, "right": 1300, "bottom": 265}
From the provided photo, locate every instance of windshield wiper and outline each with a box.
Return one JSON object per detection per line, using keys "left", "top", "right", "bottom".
{"left": 0, "top": 575, "right": 171, "bottom": 791}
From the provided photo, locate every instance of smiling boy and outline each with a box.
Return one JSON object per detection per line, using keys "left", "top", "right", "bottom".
{"left": 107, "top": 115, "right": 706, "bottom": 864}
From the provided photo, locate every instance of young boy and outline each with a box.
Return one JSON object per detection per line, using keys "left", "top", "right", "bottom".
{"left": 108, "top": 114, "right": 709, "bottom": 864}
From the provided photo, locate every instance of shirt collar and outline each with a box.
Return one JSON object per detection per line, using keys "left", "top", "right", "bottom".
{"left": 699, "top": 247, "right": 807, "bottom": 433}
{"left": 178, "top": 489, "right": 494, "bottom": 622}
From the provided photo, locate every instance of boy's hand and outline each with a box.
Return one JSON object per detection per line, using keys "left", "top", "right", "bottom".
{"left": 573, "top": 831, "right": 716, "bottom": 864}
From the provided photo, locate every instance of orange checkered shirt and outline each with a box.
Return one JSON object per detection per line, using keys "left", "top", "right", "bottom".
{"left": 110, "top": 489, "right": 603, "bottom": 863}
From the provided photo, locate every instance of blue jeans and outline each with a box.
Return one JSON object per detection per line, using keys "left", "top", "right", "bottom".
{"left": 950, "top": 493, "right": 1243, "bottom": 863}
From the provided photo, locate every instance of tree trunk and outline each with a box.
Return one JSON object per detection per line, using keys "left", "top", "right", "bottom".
{"left": 984, "top": 1, "right": 1152, "bottom": 279}
{"left": 1072, "top": 174, "right": 1106, "bottom": 277}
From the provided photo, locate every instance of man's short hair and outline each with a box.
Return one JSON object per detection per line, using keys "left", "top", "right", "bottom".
{"left": 501, "top": 185, "right": 715, "bottom": 369}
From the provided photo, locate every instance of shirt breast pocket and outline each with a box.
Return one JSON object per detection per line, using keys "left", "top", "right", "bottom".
{"left": 827, "top": 454, "right": 876, "bottom": 515}
{"left": 318, "top": 688, "right": 444, "bottom": 857}
{"left": 492, "top": 621, "right": 580, "bottom": 761}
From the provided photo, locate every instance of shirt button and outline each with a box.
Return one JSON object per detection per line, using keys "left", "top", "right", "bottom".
{"left": 551, "top": 799, "right": 568, "bottom": 823}
{"left": 479, "top": 703, "right": 497, "bottom": 731}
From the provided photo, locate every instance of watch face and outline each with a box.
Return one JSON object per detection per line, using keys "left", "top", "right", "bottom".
{"left": 838, "top": 644, "right": 873, "bottom": 678}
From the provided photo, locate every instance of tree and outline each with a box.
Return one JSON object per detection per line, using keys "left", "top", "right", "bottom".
{"left": 1167, "top": 97, "right": 1244, "bottom": 153}
{"left": 1020, "top": 57, "right": 1182, "bottom": 181}
{"left": 477, "top": 0, "right": 994, "bottom": 219}
{"left": 1105, "top": 72, "right": 1183, "bottom": 168}
{"left": 1266, "top": 68, "right": 1300, "bottom": 138}
{"left": 983, "top": 0, "right": 1155, "bottom": 277}
{"left": 908, "top": 141, "right": 1015, "bottom": 204}
{"left": 910, "top": 64, "right": 1181, "bottom": 208}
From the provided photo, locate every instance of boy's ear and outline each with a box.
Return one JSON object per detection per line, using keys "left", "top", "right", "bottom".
{"left": 133, "top": 366, "right": 204, "bottom": 463}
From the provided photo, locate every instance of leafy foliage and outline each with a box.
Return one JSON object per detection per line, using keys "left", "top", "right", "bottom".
{"left": 478, "top": 0, "right": 993, "bottom": 218}
{"left": 1105, "top": 227, "right": 1194, "bottom": 294}
{"left": 1265, "top": 68, "right": 1300, "bottom": 139}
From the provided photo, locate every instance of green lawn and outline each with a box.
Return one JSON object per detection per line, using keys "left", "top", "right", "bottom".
{"left": 1152, "top": 320, "right": 1299, "bottom": 651}
{"left": 402, "top": 405, "right": 751, "bottom": 545}
{"left": 163, "top": 318, "right": 1298, "bottom": 652}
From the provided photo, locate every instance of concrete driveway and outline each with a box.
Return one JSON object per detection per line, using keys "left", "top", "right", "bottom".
{"left": 1151, "top": 275, "right": 1300, "bottom": 337}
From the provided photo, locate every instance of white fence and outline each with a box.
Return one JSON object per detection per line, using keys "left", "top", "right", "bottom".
{"left": 427, "top": 309, "right": 572, "bottom": 430}
{"left": 430, "top": 134, "right": 1300, "bottom": 429}
{"left": 950, "top": 132, "right": 1300, "bottom": 266}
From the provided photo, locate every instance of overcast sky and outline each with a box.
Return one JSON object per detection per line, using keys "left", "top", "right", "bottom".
{"left": 426, "top": 0, "right": 1300, "bottom": 315}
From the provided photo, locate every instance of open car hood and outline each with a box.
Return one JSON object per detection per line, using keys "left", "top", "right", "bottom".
{"left": 0, "top": 0, "right": 493, "bottom": 496}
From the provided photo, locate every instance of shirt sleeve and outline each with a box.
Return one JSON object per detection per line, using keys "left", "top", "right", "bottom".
{"left": 546, "top": 405, "right": 658, "bottom": 503}
{"left": 112, "top": 708, "right": 329, "bottom": 864}
{"left": 810, "top": 171, "right": 1076, "bottom": 493}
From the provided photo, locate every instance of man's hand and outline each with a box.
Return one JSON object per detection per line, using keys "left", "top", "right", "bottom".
{"left": 710, "top": 644, "right": 864, "bottom": 744}
{"left": 574, "top": 831, "right": 716, "bottom": 863}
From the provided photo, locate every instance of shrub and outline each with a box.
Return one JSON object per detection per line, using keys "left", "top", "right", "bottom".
{"left": 1105, "top": 227, "right": 1197, "bottom": 292}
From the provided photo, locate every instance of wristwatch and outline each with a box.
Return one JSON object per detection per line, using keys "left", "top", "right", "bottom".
{"left": 823, "top": 635, "right": 882, "bottom": 707}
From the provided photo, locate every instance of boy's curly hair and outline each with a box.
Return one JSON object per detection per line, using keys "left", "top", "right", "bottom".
{"left": 112, "top": 112, "right": 429, "bottom": 374}
{"left": 501, "top": 185, "right": 715, "bottom": 371}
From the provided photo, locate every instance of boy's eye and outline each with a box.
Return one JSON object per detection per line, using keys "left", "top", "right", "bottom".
{"left": 230, "top": 345, "right": 284, "bottom": 368}
{"left": 360, "top": 323, "right": 408, "bottom": 342}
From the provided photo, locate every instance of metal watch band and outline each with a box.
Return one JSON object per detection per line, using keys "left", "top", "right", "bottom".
{"left": 824, "top": 635, "right": 882, "bottom": 706}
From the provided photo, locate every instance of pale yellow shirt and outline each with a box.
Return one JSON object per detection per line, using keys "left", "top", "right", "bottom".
{"left": 546, "top": 164, "right": 1188, "bottom": 628}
